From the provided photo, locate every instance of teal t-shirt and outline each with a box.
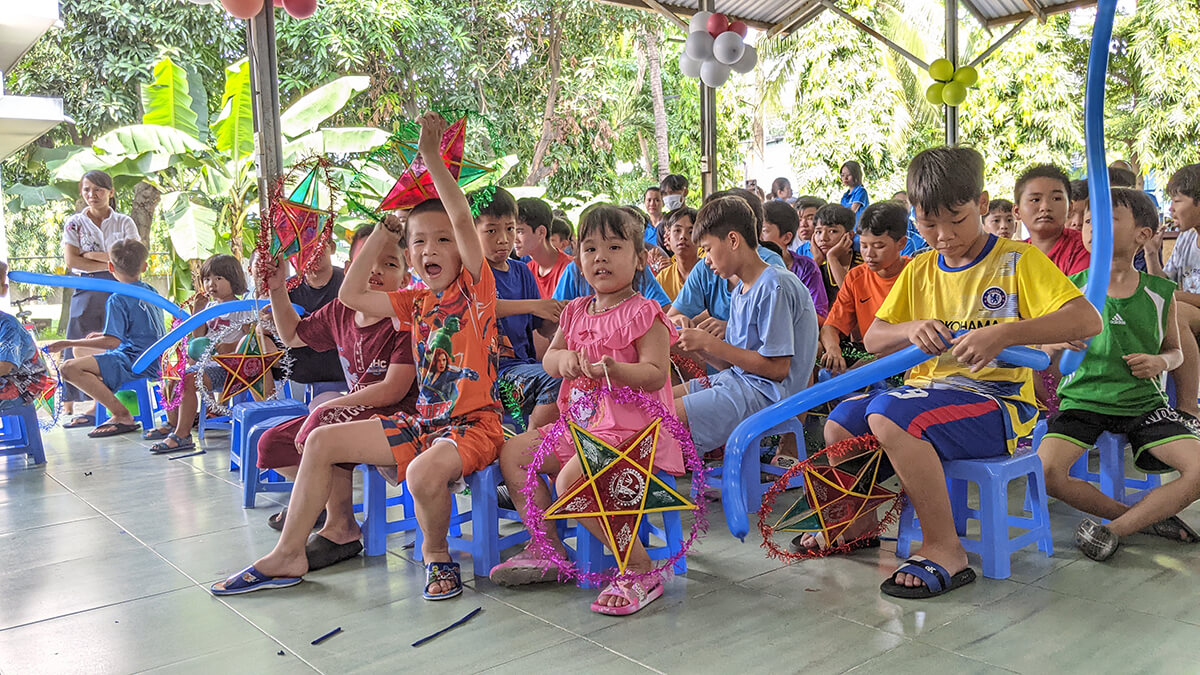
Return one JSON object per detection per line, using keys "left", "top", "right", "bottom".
{"left": 1057, "top": 270, "right": 1176, "bottom": 416}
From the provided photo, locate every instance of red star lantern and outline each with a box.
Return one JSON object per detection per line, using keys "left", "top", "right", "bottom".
{"left": 770, "top": 444, "right": 898, "bottom": 546}
{"left": 212, "top": 330, "right": 283, "bottom": 403}
{"left": 262, "top": 161, "right": 336, "bottom": 291}
{"left": 377, "top": 116, "right": 494, "bottom": 211}
{"left": 544, "top": 420, "right": 696, "bottom": 574}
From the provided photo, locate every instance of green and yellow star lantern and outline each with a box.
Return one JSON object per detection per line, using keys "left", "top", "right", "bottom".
{"left": 925, "top": 58, "right": 979, "bottom": 108}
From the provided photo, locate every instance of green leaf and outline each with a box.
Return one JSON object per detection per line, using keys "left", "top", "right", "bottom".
{"left": 211, "top": 59, "right": 255, "bottom": 161}
{"left": 186, "top": 66, "right": 210, "bottom": 142}
{"left": 93, "top": 124, "right": 209, "bottom": 159}
{"left": 279, "top": 75, "right": 370, "bottom": 138}
{"left": 140, "top": 56, "right": 200, "bottom": 139}
{"left": 281, "top": 127, "right": 390, "bottom": 164}
{"left": 161, "top": 191, "right": 218, "bottom": 260}
{"left": 4, "top": 183, "right": 69, "bottom": 212}
{"left": 47, "top": 147, "right": 110, "bottom": 182}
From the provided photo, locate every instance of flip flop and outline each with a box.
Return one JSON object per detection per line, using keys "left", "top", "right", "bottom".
{"left": 1139, "top": 515, "right": 1200, "bottom": 544}
{"left": 305, "top": 534, "right": 363, "bottom": 571}
{"left": 268, "top": 508, "right": 327, "bottom": 532}
{"left": 880, "top": 557, "right": 976, "bottom": 599}
{"left": 423, "top": 561, "right": 463, "bottom": 601}
{"left": 489, "top": 553, "right": 564, "bottom": 586}
{"left": 1076, "top": 519, "right": 1120, "bottom": 561}
{"left": 150, "top": 433, "right": 195, "bottom": 454}
{"left": 63, "top": 415, "right": 95, "bottom": 429}
{"left": 143, "top": 427, "right": 172, "bottom": 441}
{"left": 210, "top": 565, "right": 302, "bottom": 596}
{"left": 88, "top": 421, "right": 141, "bottom": 438}
{"left": 590, "top": 575, "right": 664, "bottom": 616}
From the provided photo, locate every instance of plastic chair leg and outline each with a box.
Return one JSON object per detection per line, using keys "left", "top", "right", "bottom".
{"left": 469, "top": 468, "right": 502, "bottom": 577}
{"left": 361, "top": 467, "right": 389, "bottom": 556}
{"left": 242, "top": 438, "right": 261, "bottom": 509}
{"left": 18, "top": 405, "right": 45, "bottom": 465}
{"left": 978, "top": 478, "right": 1011, "bottom": 580}
{"left": 1027, "top": 468, "right": 1054, "bottom": 556}
{"left": 1098, "top": 434, "right": 1126, "bottom": 505}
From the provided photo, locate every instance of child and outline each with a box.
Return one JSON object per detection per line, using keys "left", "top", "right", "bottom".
{"left": 0, "top": 263, "right": 56, "bottom": 413}
{"left": 790, "top": 195, "right": 825, "bottom": 257}
{"left": 811, "top": 203, "right": 863, "bottom": 303}
{"left": 840, "top": 160, "right": 870, "bottom": 220}
{"left": 212, "top": 112, "right": 502, "bottom": 599}
{"left": 1041, "top": 188, "right": 1200, "bottom": 561}
{"left": 1067, "top": 180, "right": 1089, "bottom": 232}
{"left": 983, "top": 199, "right": 1016, "bottom": 239}
{"left": 770, "top": 176, "right": 793, "bottom": 202}
{"left": 48, "top": 240, "right": 166, "bottom": 438}
{"left": 673, "top": 196, "right": 818, "bottom": 459}
{"left": 550, "top": 217, "right": 574, "bottom": 256}
{"left": 142, "top": 254, "right": 254, "bottom": 453}
{"left": 478, "top": 187, "right": 563, "bottom": 430}
{"left": 760, "top": 200, "right": 829, "bottom": 317}
{"left": 660, "top": 174, "right": 689, "bottom": 212}
{"left": 252, "top": 221, "right": 417, "bottom": 568}
{"left": 516, "top": 197, "right": 572, "bottom": 298}
{"left": 1016, "top": 164, "right": 1090, "bottom": 275}
{"left": 828, "top": 146, "right": 1100, "bottom": 598}
{"left": 818, "top": 201, "right": 909, "bottom": 375}
{"left": 489, "top": 205, "right": 679, "bottom": 616}
{"left": 655, "top": 207, "right": 699, "bottom": 301}
{"left": 893, "top": 191, "right": 909, "bottom": 208}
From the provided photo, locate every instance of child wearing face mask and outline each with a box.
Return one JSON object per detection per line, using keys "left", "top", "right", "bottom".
{"left": 660, "top": 174, "right": 690, "bottom": 212}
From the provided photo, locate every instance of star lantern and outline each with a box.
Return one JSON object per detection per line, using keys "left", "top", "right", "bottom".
{"left": 543, "top": 420, "right": 696, "bottom": 574}
{"left": 212, "top": 329, "right": 283, "bottom": 403}
{"left": 376, "top": 116, "right": 494, "bottom": 211}
{"left": 269, "top": 165, "right": 333, "bottom": 289}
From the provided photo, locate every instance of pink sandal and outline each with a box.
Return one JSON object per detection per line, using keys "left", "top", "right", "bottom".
{"left": 488, "top": 550, "right": 564, "bottom": 587}
{"left": 589, "top": 575, "right": 664, "bottom": 616}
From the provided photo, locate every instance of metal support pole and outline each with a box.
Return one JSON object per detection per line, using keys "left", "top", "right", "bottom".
{"left": 698, "top": 0, "right": 717, "bottom": 197}
{"left": 247, "top": 7, "right": 283, "bottom": 215}
{"left": 944, "top": 0, "right": 959, "bottom": 146}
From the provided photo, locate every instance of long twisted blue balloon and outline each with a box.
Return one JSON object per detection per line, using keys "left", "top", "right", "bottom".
{"left": 1060, "top": 0, "right": 1116, "bottom": 376}
{"left": 8, "top": 271, "right": 188, "bottom": 320}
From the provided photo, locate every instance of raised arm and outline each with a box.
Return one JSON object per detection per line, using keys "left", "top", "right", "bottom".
{"left": 339, "top": 224, "right": 400, "bottom": 317}
{"left": 417, "top": 112, "right": 483, "bottom": 282}
{"left": 259, "top": 258, "right": 306, "bottom": 348}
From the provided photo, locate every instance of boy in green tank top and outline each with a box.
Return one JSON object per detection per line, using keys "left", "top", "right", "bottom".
{"left": 1042, "top": 188, "right": 1200, "bottom": 561}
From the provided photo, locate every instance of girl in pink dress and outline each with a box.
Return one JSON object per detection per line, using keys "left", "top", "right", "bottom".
{"left": 490, "top": 204, "right": 680, "bottom": 616}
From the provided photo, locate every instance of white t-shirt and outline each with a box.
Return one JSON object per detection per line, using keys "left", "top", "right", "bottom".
{"left": 62, "top": 210, "right": 139, "bottom": 273}
{"left": 1164, "top": 228, "right": 1200, "bottom": 294}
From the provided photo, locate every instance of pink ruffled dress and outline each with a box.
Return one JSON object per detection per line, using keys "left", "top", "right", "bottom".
{"left": 543, "top": 294, "right": 683, "bottom": 475}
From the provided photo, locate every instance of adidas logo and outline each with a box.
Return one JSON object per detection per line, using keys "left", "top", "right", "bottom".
{"left": 1110, "top": 313, "right": 1126, "bottom": 325}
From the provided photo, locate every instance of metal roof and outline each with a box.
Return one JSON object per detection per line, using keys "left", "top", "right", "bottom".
{"left": 595, "top": 0, "right": 1098, "bottom": 33}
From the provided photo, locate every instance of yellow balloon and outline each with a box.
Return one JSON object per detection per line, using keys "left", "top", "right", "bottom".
{"left": 925, "top": 83, "right": 945, "bottom": 105}
{"left": 953, "top": 65, "right": 979, "bottom": 87}
{"left": 942, "top": 82, "right": 967, "bottom": 106}
{"left": 929, "top": 58, "right": 954, "bottom": 82}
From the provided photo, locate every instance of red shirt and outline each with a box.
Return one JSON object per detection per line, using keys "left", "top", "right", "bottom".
{"left": 1028, "top": 228, "right": 1090, "bottom": 276}
{"left": 527, "top": 251, "right": 572, "bottom": 299}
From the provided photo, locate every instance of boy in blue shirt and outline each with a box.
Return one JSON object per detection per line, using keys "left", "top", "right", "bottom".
{"left": 672, "top": 195, "right": 818, "bottom": 455}
{"left": 474, "top": 188, "right": 563, "bottom": 430}
{"left": 48, "top": 239, "right": 166, "bottom": 438}
{"left": 0, "top": 262, "right": 54, "bottom": 412}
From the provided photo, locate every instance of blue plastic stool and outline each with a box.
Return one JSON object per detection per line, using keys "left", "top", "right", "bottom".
{"left": 230, "top": 399, "right": 310, "bottom": 478}
{"left": 94, "top": 379, "right": 164, "bottom": 433}
{"left": 358, "top": 466, "right": 464, "bottom": 556}
{"left": 707, "top": 416, "right": 807, "bottom": 509}
{"left": 414, "top": 464, "right": 529, "bottom": 577}
{"left": 0, "top": 404, "right": 46, "bottom": 466}
{"left": 1070, "top": 432, "right": 1162, "bottom": 507}
{"left": 896, "top": 449, "right": 1054, "bottom": 580}
{"left": 564, "top": 472, "right": 687, "bottom": 588}
{"left": 241, "top": 415, "right": 303, "bottom": 508}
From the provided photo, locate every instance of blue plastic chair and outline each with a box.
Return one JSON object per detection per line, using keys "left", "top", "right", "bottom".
{"left": 1070, "top": 432, "right": 1162, "bottom": 507}
{"left": 240, "top": 415, "right": 303, "bottom": 508}
{"left": 896, "top": 448, "right": 1054, "bottom": 580}
{"left": 357, "top": 466, "right": 464, "bottom": 556}
{"left": 414, "top": 464, "right": 529, "bottom": 577}
{"left": 94, "top": 379, "right": 165, "bottom": 433}
{"left": 707, "top": 416, "right": 808, "bottom": 511}
{"left": 0, "top": 404, "right": 46, "bottom": 466}
{"left": 230, "top": 399, "right": 309, "bottom": 478}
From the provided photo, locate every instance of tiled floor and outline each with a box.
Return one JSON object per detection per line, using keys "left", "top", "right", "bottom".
{"left": 3, "top": 426, "right": 1200, "bottom": 674}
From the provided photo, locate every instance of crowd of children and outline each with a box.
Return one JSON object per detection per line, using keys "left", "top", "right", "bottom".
{"left": 14, "top": 114, "right": 1200, "bottom": 612}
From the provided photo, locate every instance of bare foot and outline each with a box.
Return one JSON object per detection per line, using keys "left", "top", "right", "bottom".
{"left": 424, "top": 551, "right": 457, "bottom": 596}
{"left": 252, "top": 548, "right": 309, "bottom": 579}
{"left": 795, "top": 513, "right": 879, "bottom": 551}
{"left": 314, "top": 514, "right": 362, "bottom": 546}
{"left": 892, "top": 544, "right": 968, "bottom": 589}
{"left": 594, "top": 562, "right": 655, "bottom": 608}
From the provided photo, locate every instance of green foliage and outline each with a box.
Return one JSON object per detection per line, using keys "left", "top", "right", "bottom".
{"left": 141, "top": 56, "right": 200, "bottom": 140}
{"left": 211, "top": 60, "right": 255, "bottom": 161}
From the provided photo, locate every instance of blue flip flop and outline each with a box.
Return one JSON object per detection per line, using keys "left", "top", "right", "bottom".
{"left": 880, "top": 557, "right": 975, "bottom": 599}
{"left": 210, "top": 565, "right": 303, "bottom": 596}
{"left": 423, "top": 561, "right": 463, "bottom": 601}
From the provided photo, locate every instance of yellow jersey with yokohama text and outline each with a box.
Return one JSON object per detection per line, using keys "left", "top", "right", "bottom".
{"left": 875, "top": 234, "right": 1083, "bottom": 451}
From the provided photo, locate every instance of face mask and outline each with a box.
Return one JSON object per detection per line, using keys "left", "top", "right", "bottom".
{"left": 663, "top": 194, "right": 684, "bottom": 211}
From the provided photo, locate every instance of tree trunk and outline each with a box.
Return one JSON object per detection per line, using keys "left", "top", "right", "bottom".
{"left": 525, "top": 9, "right": 564, "bottom": 186}
{"left": 637, "top": 131, "right": 653, "bottom": 176}
{"left": 643, "top": 31, "right": 670, "bottom": 181}
{"left": 129, "top": 181, "right": 160, "bottom": 244}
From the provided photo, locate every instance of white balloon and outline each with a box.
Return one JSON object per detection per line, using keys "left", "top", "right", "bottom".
{"left": 679, "top": 53, "right": 702, "bottom": 79}
{"left": 700, "top": 60, "right": 731, "bottom": 88}
{"left": 713, "top": 31, "right": 745, "bottom": 66}
{"left": 731, "top": 44, "right": 758, "bottom": 74}
{"left": 684, "top": 31, "right": 714, "bottom": 62}
{"left": 689, "top": 11, "right": 713, "bottom": 34}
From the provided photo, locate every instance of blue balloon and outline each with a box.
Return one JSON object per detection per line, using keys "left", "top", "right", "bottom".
{"left": 130, "top": 299, "right": 306, "bottom": 375}
{"left": 8, "top": 271, "right": 187, "bottom": 320}
{"left": 1060, "top": 0, "right": 1116, "bottom": 376}
{"left": 721, "top": 340, "right": 1051, "bottom": 540}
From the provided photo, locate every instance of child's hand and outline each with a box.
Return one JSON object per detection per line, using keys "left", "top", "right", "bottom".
{"left": 670, "top": 313, "right": 694, "bottom": 330}
{"left": 696, "top": 316, "right": 727, "bottom": 339}
{"left": 1125, "top": 353, "right": 1168, "bottom": 379}
{"left": 1043, "top": 340, "right": 1088, "bottom": 354}
{"left": 380, "top": 213, "right": 406, "bottom": 236}
{"left": 580, "top": 355, "right": 617, "bottom": 382}
{"left": 677, "top": 327, "right": 715, "bottom": 353}
{"left": 811, "top": 246, "right": 826, "bottom": 265}
{"left": 819, "top": 347, "right": 848, "bottom": 374}
{"left": 533, "top": 299, "right": 567, "bottom": 322}
{"left": 45, "top": 340, "right": 69, "bottom": 354}
{"left": 906, "top": 319, "right": 953, "bottom": 355}
{"left": 951, "top": 324, "right": 1009, "bottom": 372}
{"left": 830, "top": 233, "right": 854, "bottom": 259}
{"left": 1144, "top": 230, "right": 1164, "bottom": 254}
{"left": 257, "top": 256, "right": 286, "bottom": 291}
{"left": 417, "top": 111, "right": 449, "bottom": 160}
{"left": 559, "top": 350, "right": 588, "bottom": 380}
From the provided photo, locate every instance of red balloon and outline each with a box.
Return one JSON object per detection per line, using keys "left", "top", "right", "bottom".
{"left": 282, "top": 0, "right": 316, "bottom": 18}
{"left": 706, "top": 13, "right": 729, "bottom": 37}
{"left": 220, "top": 0, "right": 263, "bottom": 19}
{"left": 273, "top": 0, "right": 284, "bottom": 7}
{"left": 728, "top": 21, "right": 748, "bottom": 38}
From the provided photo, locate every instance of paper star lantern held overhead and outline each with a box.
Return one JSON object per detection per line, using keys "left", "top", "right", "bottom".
{"left": 544, "top": 420, "right": 696, "bottom": 574}
{"left": 378, "top": 116, "right": 494, "bottom": 211}
{"left": 270, "top": 165, "right": 332, "bottom": 281}
{"left": 212, "top": 330, "right": 283, "bottom": 403}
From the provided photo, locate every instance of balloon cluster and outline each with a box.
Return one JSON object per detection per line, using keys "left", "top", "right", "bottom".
{"left": 679, "top": 12, "right": 758, "bottom": 88}
{"left": 924, "top": 58, "right": 979, "bottom": 107}
{"left": 190, "top": 0, "right": 317, "bottom": 20}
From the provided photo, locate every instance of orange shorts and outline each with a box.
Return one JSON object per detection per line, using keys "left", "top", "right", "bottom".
{"left": 375, "top": 410, "right": 503, "bottom": 481}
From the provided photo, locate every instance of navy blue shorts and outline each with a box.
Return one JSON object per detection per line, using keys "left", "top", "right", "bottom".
{"left": 827, "top": 386, "right": 1008, "bottom": 461}
{"left": 94, "top": 351, "right": 143, "bottom": 392}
